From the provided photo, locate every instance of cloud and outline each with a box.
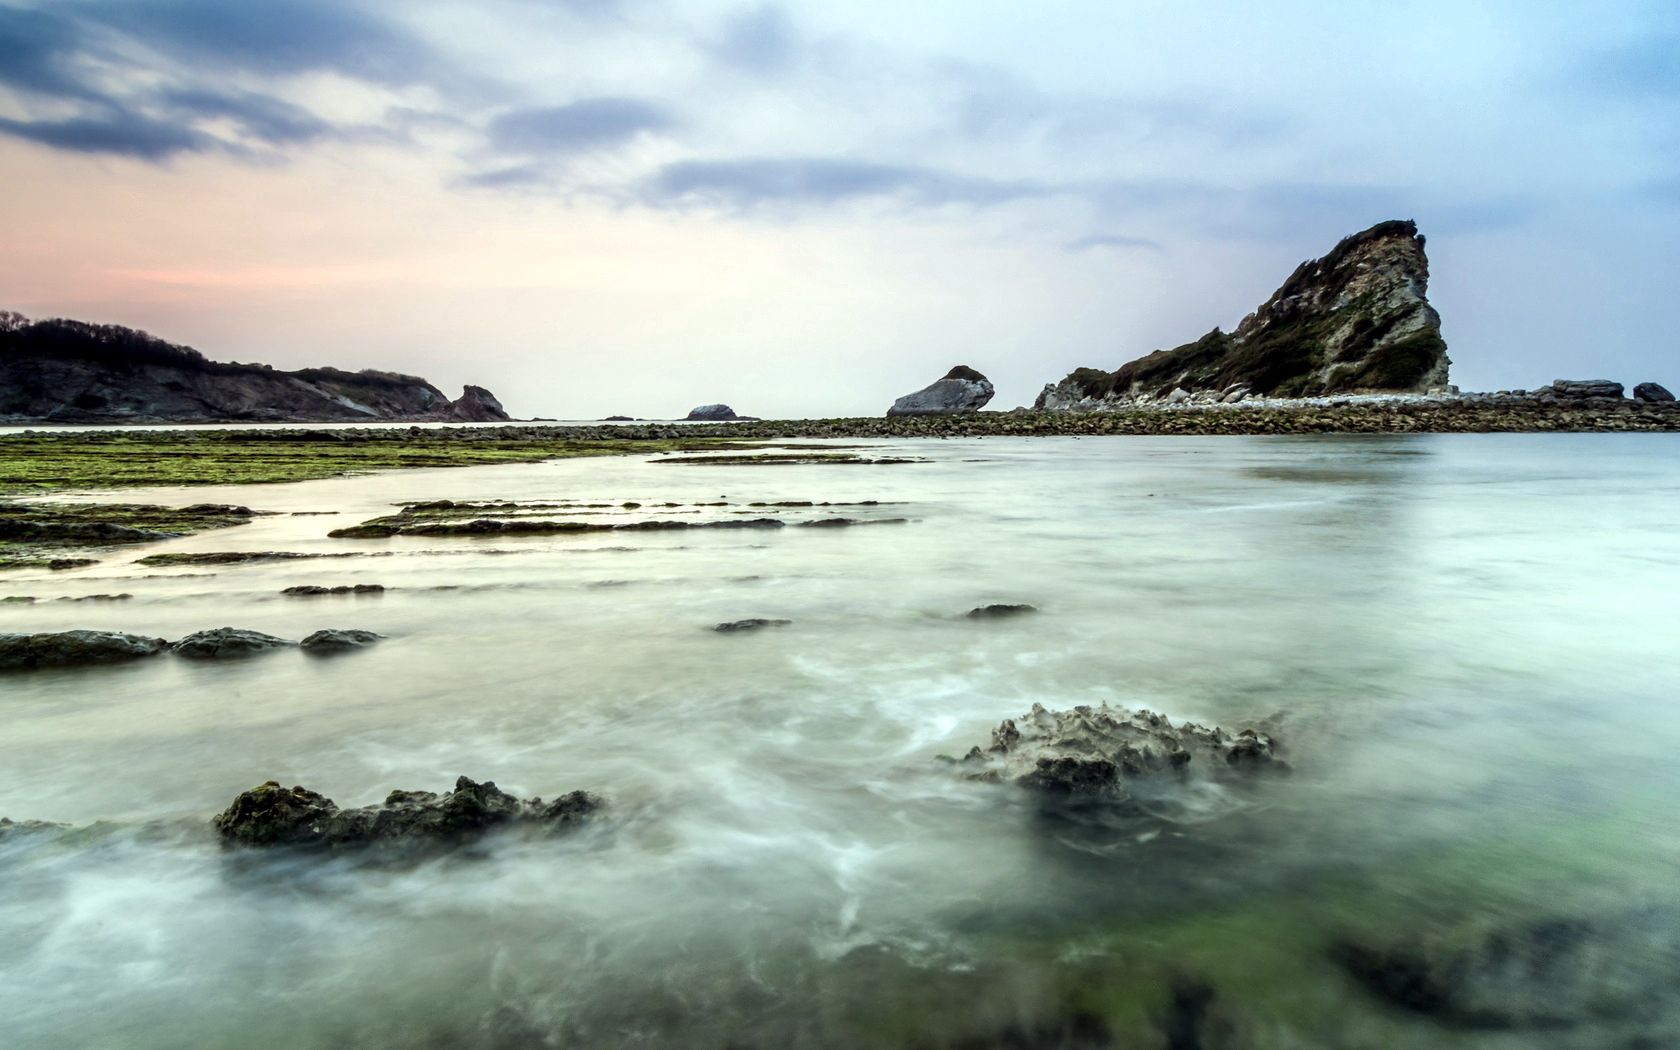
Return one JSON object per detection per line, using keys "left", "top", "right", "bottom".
{"left": 641, "top": 156, "right": 1049, "bottom": 209}
{"left": 708, "top": 4, "right": 797, "bottom": 75}
{"left": 77, "top": 0, "right": 439, "bottom": 84}
{"left": 160, "top": 87, "right": 332, "bottom": 146}
{"left": 0, "top": 108, "right": 211, "bottom": 159}
{"left": 1065, "top": 233, "right": 1165, "bottom": 253}
{"left": 456, "top": 164, "right": 547, "bottom": 189}
{"left": 487, "top": 97, "right": 676, "bottom": 155}
{"left": 0, "top": 5, "right": 105, "bottom": 101}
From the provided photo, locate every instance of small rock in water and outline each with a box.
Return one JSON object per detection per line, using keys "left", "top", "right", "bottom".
{"left": 282, "top": 584, "right": 385, "bottom": 597}
{"left": 966, "top": 603, "right": 1038, "bottom": 619}
{"left": 0, "top": 630, "right": 169, "bottom": 670}
{"left": 685, "top": 403, "right": 738, "bottom": 421}
{"left": 213, "top": 775, "right": 602, "bottom": 850}
{"left": 170, "top": 627, "right": 295, "bottom": 659}
{"left": 300, "top": 628, "right": 385, "bottom": 654}
{"left": 713, "top": 618, "right": 792, "bottom": 633}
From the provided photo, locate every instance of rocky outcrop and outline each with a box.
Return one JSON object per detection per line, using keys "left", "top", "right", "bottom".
{"left": 1037, "top": 220, "right": 1450, "bottom": 407}
{"left": 0, "top": 630, "right": 168, "bottom": 670}
{"left": 1634, "top": 382, "right": 1675, "bottom": 403}
{"left": 442, "top": 384, "right": 510, "bottom": 422}
{"left": 955, "top": 703, "right": 1284, "bottom": 811}
{"left": 1545, "top": 379, "right": 1624, "bottom": 400}
{"left": 170, "top": 627, "right": 294, "bottom": 659}
{"left": 966, "top": 603, "right": 1037, "bottom": 619}
{"left": 299, "top": 628, "right": 384, "bottom": 653}
{"left": 888, "top": 366, "right": 995, "bottom": 416}
{"left": 686, "top": 404, "right": 738, "bottom": 420}
{"left": 0, "top": 312, "right": 511, "bottom": 423}
{"left": 713, "top": 618, "right": 791, "bottom": 633}
{"left": 213, "top": 775, "right": 601, "bottom": 849}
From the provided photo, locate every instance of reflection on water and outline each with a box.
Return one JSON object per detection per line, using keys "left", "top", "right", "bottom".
{"left": 2, "top": 434, "right": 1678, "bottom": 1048}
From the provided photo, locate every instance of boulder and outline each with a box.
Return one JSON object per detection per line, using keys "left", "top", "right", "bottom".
{"left": 1035, "top": 219, "right": 1450, "bottom": 406}
{"left": 955, "top": 703, "right": 1285, "bottom": 812}
{"left": 1633, "top": 382, "right": 1675, "bottom": 403}
{"left": 685, "top": 404, "right": 738, "bottom": 421}
{"left": 441, "top": 384, "right": 511, "bottom": 422}
{"left": 213, "top": 775, "right": 601, "bottom": 849}
{"left": 1549, "top": 379, "right": 1624, "bottom": 399}
{"left": 966, "top": 603, "right": 1038, "bottom": 619}
{"left": 300, "top": 628, "right": 385, "bottom": 654}
{"left": 887, "top": 366, "right": 995, "bottom": 417}
{"left": 713, "top": 618, "right": 791, "bottom": 633}
{"left": 170, "top": 627, "right": 294, "bottom": 659}
{"left": 0, "top": 629, "right": 168, "bottom": 670}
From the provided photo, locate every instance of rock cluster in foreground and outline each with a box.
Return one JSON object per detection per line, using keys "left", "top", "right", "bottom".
{"left": 0, "top": 627, "right": 383, "bottom": 670}
{"left": 213, "top": 775, "right": 601, "bottom": 849}
{"left": 957, "top": 703, "right": 1284, "bottom": 807}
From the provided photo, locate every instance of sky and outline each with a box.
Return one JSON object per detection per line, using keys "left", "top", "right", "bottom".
{"left": 1, "top": 0, "right": 1676, "bottom": 418}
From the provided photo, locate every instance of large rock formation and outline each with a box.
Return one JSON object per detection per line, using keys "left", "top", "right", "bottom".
{"left": 686, "top": 404, "right": 738, "bottom": 420}
{"left": 1036, "top": 220, "right": 1450, "bottom": 407}
{"left": 0, "top": 312, "right": 510, "bottom": 423}
{"left": 888, "top": 365, "right": 995, "bottom": 416}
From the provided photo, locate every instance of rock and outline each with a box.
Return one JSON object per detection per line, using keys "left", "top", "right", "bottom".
{"left": 170, "top": 627, "right": 295, "bottom": 659}
{"left": 1166, "top": 387, "right": 1191, "bottom": 404}
{"left": 1550, "top": 379, "right": 1624, "bottom": 400}
{"left": 887, "top": 365, "right": 995, "bottom": 417}
{"left": 685, "top": 404, "right": 738, "bottom": 421}
{"left": 1333, "top": 906, "right": 1680, "bottom": 1031}
{"left": 281, "top": 584, "right": 385, "bottom": 597}
{"left": 213, "top": 775, "right": 602, "bottom": 850}
{"left": 602, "top": 415, "right": 635, "bottom": 421}
{"left": 0, "top": 629, "right": 169, "bottom": 670}
{"left": 1633, "top": 382, "right": 1675, "bottom": 403}
{"left": 966, "top": 603, "right": 1038, "bottom": 619}
{"left": 299, "top": 628, "right": 385, "bottom": 654}
{"left": 0, "top": 311, "right": 502, "bottom": 423}
{"left": 956, "top": 703, "right": 1285, "bottom": 812}
{"left": 441, "top": 384, "right": 511, "bottom": 422}
{"left": 1036, "top": 220, "right": 1449, "bottom": 406}
{"left": 713, "top": 618, "right": 792, "bottom": 633}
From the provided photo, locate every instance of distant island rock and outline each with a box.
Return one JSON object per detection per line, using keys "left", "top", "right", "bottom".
{"left": 686, "top": 404, "right": 738, "bottom": 420}
{"left": 0, "top": 311, "right": 512, "bottom": 423}
{"left": 887, "top": 365, "right": 995, "bottom": 416}
{"left": 1036, "top": 220, "right": 1451, "bottom": 409}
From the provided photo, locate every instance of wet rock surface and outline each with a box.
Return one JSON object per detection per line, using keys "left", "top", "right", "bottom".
{"left": 714, "top": 618, "right": 792, "bottom": 633}
{"left": 170, "top": 627, "right": 295, "bottom": 659}
{"left": 956, "top": 703, "right": 1285, "bottom": 812}
{"left": 0, "top": 629, "right": 169, "bottom": 670}
{"left": 966, "top": 603, "right": 1038, "bottom": 619}
{"left": 1332, "top": 906, "right": 1680, "bottom": 1033}
{"left": 888, "top": 365, "right": 996, "bottom": 417}
{"left": 213, "top": 776, "right": 602, "bottom": 850}
{"left": 299, "top": 628, "right": 385, "bottom": 653}
{"left": 282, "top": 584, "right": 385, "bottom": 596}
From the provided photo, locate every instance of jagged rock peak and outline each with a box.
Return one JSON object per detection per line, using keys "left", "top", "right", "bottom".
{"left": 887, "top": 364, "right": 994, "bottom": 417}
{"left": 1036, "top": 219, "right": 1451, "bottom": 408}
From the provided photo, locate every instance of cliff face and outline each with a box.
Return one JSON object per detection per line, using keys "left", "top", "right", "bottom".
{"left": 0, "top": 314, "right": 510, "bottom": 423}
{"left": 1036, "top": 220, "right": 1450, "bottom": 408}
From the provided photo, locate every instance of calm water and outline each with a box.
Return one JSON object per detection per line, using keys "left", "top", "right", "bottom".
{"left": 2, "top": 434, "right": 1677, "bottom": 1048}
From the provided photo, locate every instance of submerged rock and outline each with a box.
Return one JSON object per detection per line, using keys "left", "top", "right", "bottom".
{"left": 685, "top": 404, "right": 738, "bottom": 421}
{"left": 0, "top": 629, "right": 168, "bottom": 670}
{"left": 1333, "top": 906, "right": 1680, "bottom": 1031}
{"left": 213, "top": 775, "right": 601, "bottom": 849}
{"left": 966, "top": 603, "right": 1038, "bottom": 619}
{"left": 956, "top": 703, "right": 1284, "bottom": 809}
{"left": 713, "top": 618, "right": 792, "bottom": 633}
{"left": 282, "top": 584, "right": 385, "bottom": 597}
{"left": 887, "top": 365, "right": 995, "bottom": 417}
{"left": 170, "top": 627, "right": 295, "bottom": 659}
{"left": 1633, "top": 382, "right": 1675, "bottom": 403}
{"left": 300, "top": 628, "right": 384, "bottom": 654}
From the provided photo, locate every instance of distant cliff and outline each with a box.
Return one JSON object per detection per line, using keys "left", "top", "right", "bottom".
{"left": 1037, "top": 220, "right": 1450, "bottom": 408}
{"left": 0, "top": 312, "right": 511, "bottom": 423}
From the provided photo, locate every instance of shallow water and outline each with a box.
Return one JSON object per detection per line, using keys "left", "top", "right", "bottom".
{"left": 2, "top": 434, "right": 1678, "bottom": 1048}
